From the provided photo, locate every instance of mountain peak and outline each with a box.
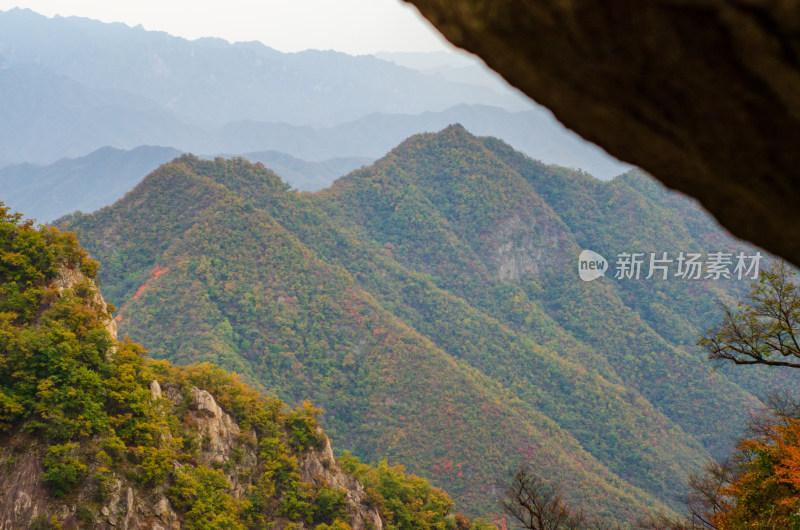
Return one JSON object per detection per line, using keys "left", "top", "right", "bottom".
{"left": 385, "top": 123, "right": 485, "bottom": 160}
{"left": 443, "top": 122, "right": 470, "bottom": 134}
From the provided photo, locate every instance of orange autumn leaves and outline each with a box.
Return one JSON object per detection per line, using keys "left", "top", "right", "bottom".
{"left": 776, "top": 423, "right": 800, "bottom": 492}
{"left": 114, "top": 264, "right": 170, "bottom": 324}
{"left": 712, "top": 416, "right": 800, "bottom": 528}
{"left": 133, "top": 264, "right": 170, "bottom": 299}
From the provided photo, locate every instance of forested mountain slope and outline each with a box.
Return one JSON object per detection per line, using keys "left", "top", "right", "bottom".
{"left": 60, "top": 126, "right": 796, "bottom": 522}
{"left": 0, "top": 205, "right": 466, "bottom": 529}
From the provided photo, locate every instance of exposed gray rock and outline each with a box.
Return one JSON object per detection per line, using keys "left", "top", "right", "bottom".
{"left": 54, "top": 264, "right": 117, "bottom": 341}
{"left": 123, "top": 487, "right": 133, "bottom": 529}
{"left": 188, "top": 387, "right": 241, "bottom": 466}
{"left": 0, "top": 443, "right": 49, "bottom": 530}
{"left": 150, "top": 379, "right": 163, "bottom": 400}
{"left": 299, "top": 430, "right": 383, "bottom": 530}
{"left": 491, "top": 212, "right": 561, "bottom": 280}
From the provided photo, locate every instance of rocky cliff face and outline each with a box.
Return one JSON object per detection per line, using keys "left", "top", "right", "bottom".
{"left": 0, "top": 439, "right": 50, "bottom": 530}
{"left": 488, "top": 212, "right": 567, "bottom": 281}
{"left": 0, "top": 382, "right": 382, "bottom": 529}
{"left": 298, "top": 434, "right": 383, "bottom": 530}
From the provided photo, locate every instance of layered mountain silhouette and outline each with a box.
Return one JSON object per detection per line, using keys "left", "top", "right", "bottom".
{"left": 0, "top": 8, "right": 526, "bottom": 126}
{"left": 60, "top": 127, "right": 796, "bottom": 522}
{"left": 0, "top": 8, "right": 629, "bottom": 179}
{"left": 0, "top": 146, "right": 182, "bottom": 223}
{"left": 0, "top": 145, "right": 371, "bottom": 222}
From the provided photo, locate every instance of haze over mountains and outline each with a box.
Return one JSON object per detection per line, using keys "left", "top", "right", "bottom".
{"left": 0, "top": 7, "right": 629, "bottom": 217}
{"left": 0, "top": 145, "right": 373, "bottom": 222}
{"left": 0, "top": 146, "right": 182, "bottom": 223}
{"left": 0, "top": 7, "right": 531, "bottom": 126}
{"left": 61, "top": 126, "right": 797, "bottom": 523}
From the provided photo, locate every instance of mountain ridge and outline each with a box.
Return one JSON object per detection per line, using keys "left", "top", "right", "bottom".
{"left": 0, "top": 7, "right": 524, "bottom": 127}
{"left": 60, "top": 127, "right": 795, "bottom": 522}
{"left": 60, "top": 152, "right": 675, "bottom": 521}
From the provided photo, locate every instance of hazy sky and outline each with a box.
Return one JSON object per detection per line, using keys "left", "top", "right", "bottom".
{"left": 0, "top": 0, "right": 455, "bottom": 54}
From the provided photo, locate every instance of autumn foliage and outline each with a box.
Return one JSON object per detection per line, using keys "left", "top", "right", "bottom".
{"left": 712, "top": 408, "right": 800, "bottom": 527}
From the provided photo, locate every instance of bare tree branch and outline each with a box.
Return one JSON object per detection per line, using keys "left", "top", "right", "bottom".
{"left": 501, "top": 467, "right": 588, "bottom": 530}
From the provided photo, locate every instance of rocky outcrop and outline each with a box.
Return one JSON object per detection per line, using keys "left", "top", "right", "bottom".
{"left": 181, "top": 386, "right": 258, "bottom": 498}
{"left": 489, "top": 212, "right": 563, "bottom": 281}
{"left": 0, "top": 440, "right": 49, "bottom": 530}
{"left": 299, "top": 431, "right": 383, "bottom": 530}
{"left": 0, "top": 384, "right": 384, "bottom": 530}
{"left": 92, "top": 479, "right": 177, "bottom": 530}
{"left": 404, "top": 0, "right": 800, "bottom": 266}
{"left": 0, "top": 437, "right": 176, "bottom": 530}
{"left": 0, "top": 268, "right": 383, "bottom": 529}
{"left": 187, "top": 387, "right": 242, "bottom": 466}
{"left": 53, "top": 264, "right": 117, "bottom": 341}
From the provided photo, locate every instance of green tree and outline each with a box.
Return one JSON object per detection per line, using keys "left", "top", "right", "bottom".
{"left": 42, "top": 443, "right": 87, "bottom": 498}
{"left": 700, "top": 262, "right": 800, "bottom": 368}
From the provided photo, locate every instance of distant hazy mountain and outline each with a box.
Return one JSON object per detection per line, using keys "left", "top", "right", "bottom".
{"left": 0, "top": 145, "right": 373, "bottom": 222}
{"left": 375, "top": 50, "right": 525, "bottom": 94}
{"left": 0, "top": 146, "right": 181, "bottom": 222}
{"left": 0, "top": 105, "right": 631, "bottom": 224}
{"left": 0, "top": 8, "right": 527, "bottom": 128}
{"left": 0, "top": 60, "right": 197, "bottom": 163}
{"left": 198, "top": 105, "right": 630, "bottom": 178}
{"left": 232, "top": 151, "right": 371, "bottom": 192}
{"left": 374, "top": 51, "right": 478, "bottom": 71}
{"left": 0, "top": 7, "right": 631, "bottom": 180}
{"left": 320, "top": 105, "right": 631, "bottom": 178}
{"left": 0, "top": 82, "right": 629, "bottom": 176}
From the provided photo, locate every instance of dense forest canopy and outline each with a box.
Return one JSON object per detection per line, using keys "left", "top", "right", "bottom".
{"left": 59, "top": 127, "right": 800, "bottom": 523}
